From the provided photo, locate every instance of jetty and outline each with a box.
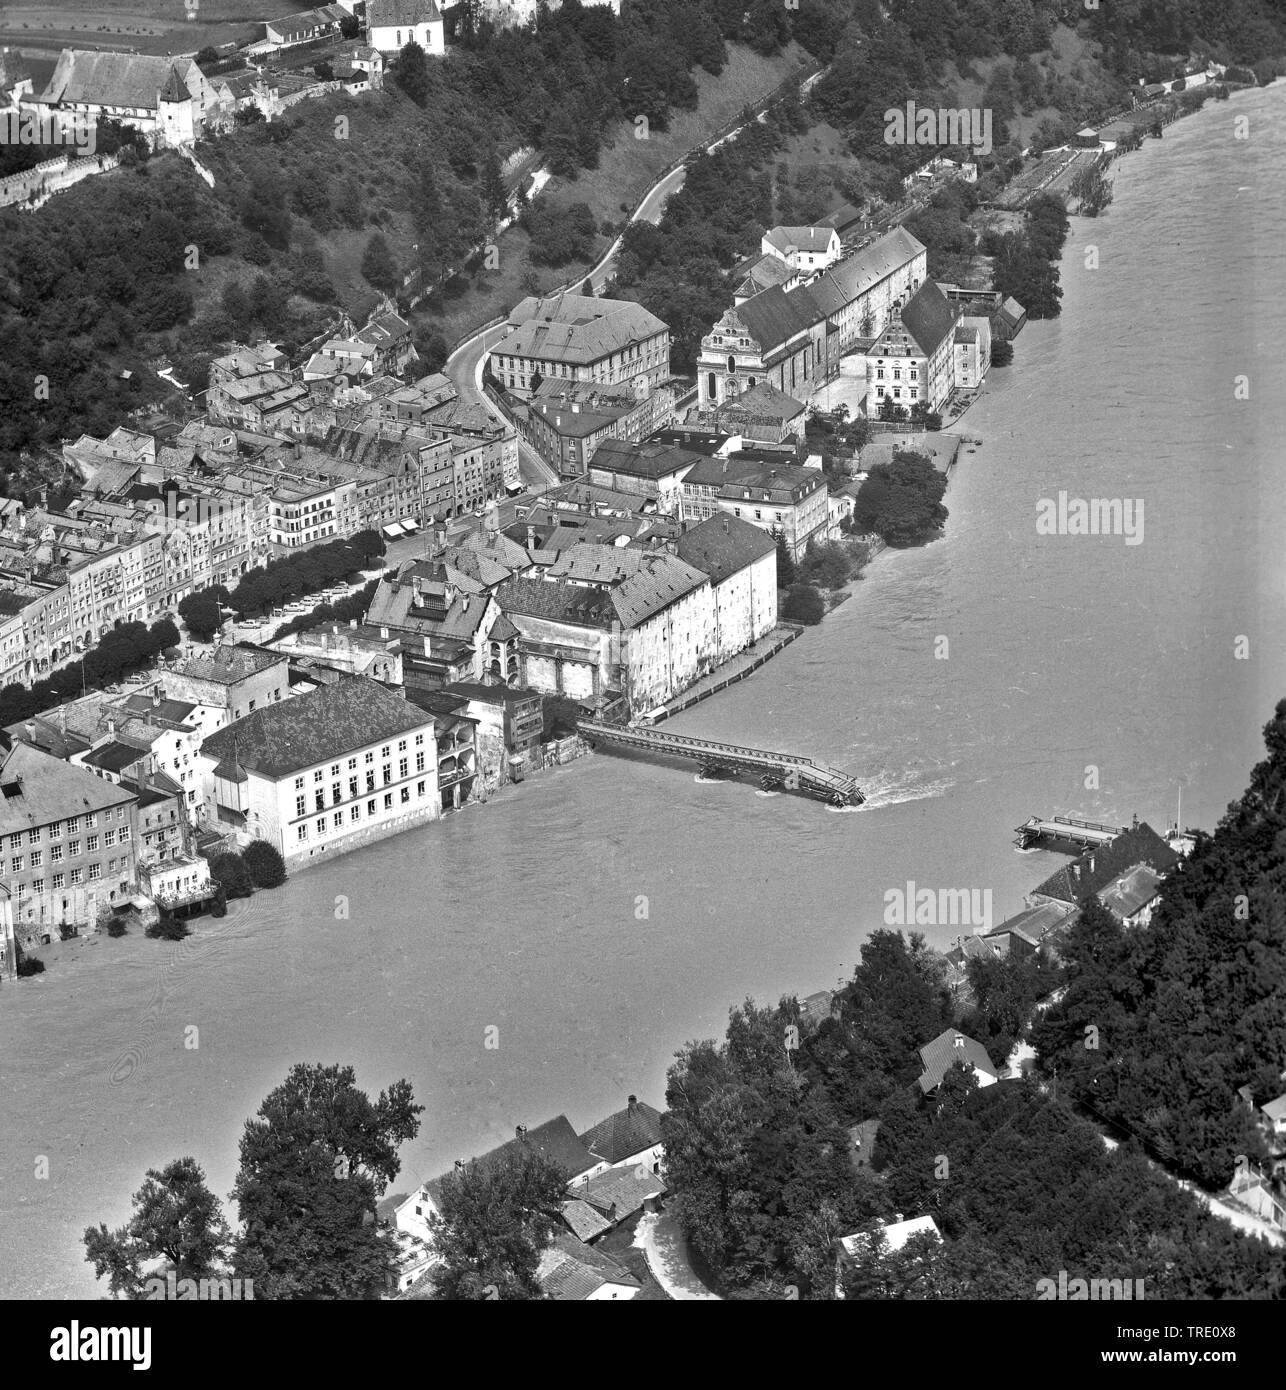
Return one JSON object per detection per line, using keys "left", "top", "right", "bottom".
{"left": 1014, "top": 814, "right": 1130, "bottom": 852}
{"left": 577, "top": 721, "right": 864, "bottom": 807}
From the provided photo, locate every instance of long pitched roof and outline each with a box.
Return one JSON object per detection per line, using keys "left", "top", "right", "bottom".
{"left": 369, "top": 0, "right": 442, "bottom": 23}
{"left": 732, "top": 284, "right": 821, "bottom": 353}
{"left": 0, "top": 742, "right": 136, "bottom": 833}
{"left": 38, "top": 50, "right": 201, "bottom": 112}
{"left": 898, "top": 279, "right": 958, "bottom": 357}
{"left": 199, "top": 677, "right": 429, "bottom": 780}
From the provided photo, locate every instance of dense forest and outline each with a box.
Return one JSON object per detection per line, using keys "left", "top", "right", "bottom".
{"left": 3, "top": 0, "right": 1286, "bottom": 478}
{"left": 661, "top": 704, "right": 1286, "bottom": 1297}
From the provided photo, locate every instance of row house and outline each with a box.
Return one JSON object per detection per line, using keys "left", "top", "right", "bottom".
{"left": 207, "top": 369, "right": 313, "bottom": 434}
{"left": 526, "top": 380, "right": 676, "bottom": 479}
{"left": 681, "top": 455, "right": 830, "bottom": 562}
{"left": 422, "top": 397, "right": 519, "bottom": 497}
{"left": 197, "top": 676, "right": 441, "bottom": 869}
{"left": 585, "top": 438, "right": 704, "bottom": 516}
{"left": 0, "top": 740, "right": 141, "bottom": 942}
{"left": 490, "top": 293, "right": 670, "bottom": 400}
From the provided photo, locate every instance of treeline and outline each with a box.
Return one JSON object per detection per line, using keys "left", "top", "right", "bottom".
{"left": 0, "top": 617, "right": 180, "bottom": 728}
{"left": 1033, "top": 701, "right": 1286, "bottom": 1189}
{"left": 177, "top": 532, "right": 385, "bottom": 639}
{"left": 986, "top": 191, "right": 1068, "bottom": 319}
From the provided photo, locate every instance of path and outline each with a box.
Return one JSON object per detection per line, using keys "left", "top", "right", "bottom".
{"left": 636, "top": 1210, "right": 721, "bottom": 1300}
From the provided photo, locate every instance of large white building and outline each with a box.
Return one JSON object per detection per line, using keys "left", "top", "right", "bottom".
{"left": 490, "top": 293, "right": 670, "bottom": 400}
{"left": 676, "top": 514, "right": 778, "bottom": 667}
{"left": 367, "top": 0, "right": 445, "bottom": 56}
{"left": 197, "top": 676, "right": 441, "bottom": 867}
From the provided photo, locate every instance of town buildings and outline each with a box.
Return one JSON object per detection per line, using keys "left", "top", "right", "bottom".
{"left": 680, "top": 454, "right": 829, "bottom": 561}
{"left": 916, "top": 1028, "right": 1000, "bottom": 1095}
{"left": 0, "top": 739, "right": 141, "bottom": 942}
{"left": 196, "top": 676, "right": 441, "bottom": 868}
{"left": 761, "top": 225, "right": 843, "bottom": 276}
{"left": 952, "top": 315, "right": 992, "bottom": 390}
{"left": 676, "top": 515, "right": 778, "bottom": 666}
{"left": 525, "top": 380, "right": 676, "bottom": 479}
{"left": 866, "top": 279, "right": 960, "bottom": 415}
{"left": 490, "top": 293, "right": 671, "bottom": 399}
{"left": 586, "top": 438, "right": 704, "bottom": 515}
{"left": 163, "top": 644, "right": 291, "bottom": 739}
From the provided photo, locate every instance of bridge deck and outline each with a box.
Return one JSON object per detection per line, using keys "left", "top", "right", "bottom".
{"left": 1014, "top": 815, "right": 1126, "bottom": 847}
{"left": 578, "top": 721, "right": 862, "bottom": 803}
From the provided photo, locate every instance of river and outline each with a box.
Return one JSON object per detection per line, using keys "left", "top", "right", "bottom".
{"left": 3, "top": 84, "right": 1285, "bottom": 1299}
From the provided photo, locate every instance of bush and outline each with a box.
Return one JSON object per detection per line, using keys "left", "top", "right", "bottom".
{"left": 210, "top": 852, "right": 254, "bottom": 900}
{"left": 243, "top": 840, "right": 287, "bottom": 889}
{"left": 58, "top": 924, "right": 78, "bottom": 941}
{"left": 145, "top": 911, "right": 190, "bottom": 941}
{"left": 16, "top": 948, "right": 45, "bottom": 976}
{"left": 106, "top": 916, "right": 129, "bottom": 938}
{"left": 991, "top": 340, "right": 1014, "bottom": 367}
{"left": 782, "top": 582, "right": 825, "bottom": 625}
{"left": 210, "top": 883, "right": 228, "bottom": 919}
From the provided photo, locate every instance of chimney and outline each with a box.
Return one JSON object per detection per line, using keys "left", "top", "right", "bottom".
{"left": 515, "top": 1124, "right": 528, "bottom": 1141}
{"left": 107, "top": 716, "right": 116, "bottom": 736}
{"left": 380, "top": 626, "right": 389, "bottom": 639}
{"left": 526, "top": 525, "right": 536, "bottom": 547}
{"left": 1088, "top": 854, "right": 1095, "bottom": 873}
{"left": 952, "top": 1033, "right": 964, "bottom": 1049}
{"left": 627, "top": 1094, "right": 637, "bottom": 1111}
{"left": 721, "top": 517, "right": 729, "bottom": 533}
{"left": 24, "top": 721, "right": 34, "bottom": 741}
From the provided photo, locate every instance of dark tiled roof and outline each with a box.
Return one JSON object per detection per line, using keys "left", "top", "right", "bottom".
{"left": 734, "top": 285, "right": 820, "bottom": 353}
{"left": 561, "top": 1198, "right": 613, "bottom": 1243}
{"left": 916, "top": 1028, "right": 998, "bottom": 1094}
{"left": 589, "top": 438, "right": 704, "bottom": 480}
{"left": 199, "top": 677, "right": 429, "bottom": 780}
{"left": 369, "top": 0, "right": 441, "bottom": 25}
{"left": 1031, "top": 823, "right": 1178, "bottom": 906}
{"left": 537, "top": 1232, "right": 639, "bottom": 1300}
{"left": 175, "top": 644, "right": 284, "bottom": 686}
{"left": 566, "top": 1164, "right": 666, "bottom": 1222}
{"left": 677, "top": 513, "right": 775, "bottom": 584}
{"left": 80, "top": 740, "right": 148, "bottom": 774}
{"left": 0, "top": 743, "right": 136, "bottom": 832}
{"left": 578, "top": 1097, "right": 665, "bottom": 1165}
{"left": 496, "top": 576, "right": 616, "bottom": 628}
{"left": 899, "top": 279, "right": 958, "bottom": 357}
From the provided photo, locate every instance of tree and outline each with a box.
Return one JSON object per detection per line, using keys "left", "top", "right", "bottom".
{"left": 231, "top": 1063, "right": 423, "bottom": 1299}
{"left": 83, "top": 1158, "right": 230, "bottom": 1299}
{"left": 180, "top": 594, "right": 224, "bottom": 643}
{"left": 772, "top": 529, "right": 795, "bottom": 586}
{"left": 210, "top": 852, "right": 254, "bottom": 900}
{"left": 361, "top": 232, "right": 399, "bottom": 294}
{"left": 782, "top": 581, "right": 824, "bottom": 625}
{"left": 429, "top": 1145, "right": 568, "bottom": 1299}
{"left": 481, "top": 143, "right": 507, "bottom": 225}
{"left": 392, "top": 40, "right": 431, "bottom": 107}
{"left": 349, "top": 529, "right": 387, "bottom": 564}
{"left": 243, "top": 840, "right": 287, "bottom": 890}
{"left": 991, "top": 339, "right": 1014, "bottom": 366}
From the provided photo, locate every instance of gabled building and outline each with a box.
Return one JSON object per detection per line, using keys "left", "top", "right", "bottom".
{"left": 526, "top": 380, "right": 675, "bottom": 479}
{"left": 33, "top": 50, "right": 228, "bottom": 148}
{"left": 916, "top": 1028, "right": 999, "bottom": 1095}
{"left": 578, "top": 1094, "right": 666, "bottom": 1173}
{"left": 368, "top": 0, "right": 446, "bottom": 56}
{"left": 586, "top": 438, "right": 703, "bottom": 514}
{"left": 676, "top": 514, "right": 777, "bottom": 666}
{"left": 867, "top": 279, "right": 958, "bottom": 415}
{"left": 761, "top": 225, "right": 842, "bottom": 276}
{"left": 681, "top": 454, "right": 829, "bottom": 561}
{"left": 537, "top": 1232, "right": 641, "bottom": 1300}
{"left": 1027, "top": 822, "right": 1179, "bottom": 914}
{"left": 952, "top": 315, "right": 992, "bottom": 390}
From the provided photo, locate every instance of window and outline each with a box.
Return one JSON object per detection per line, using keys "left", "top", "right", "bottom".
{"left": 333, "top": 812, "right": 343, "bottom": 829}
{"left": 6, "top": 834, "right": 18, "bottom": 851}
{"left": 415, "top": 752, "right": 426, "bottom": 773}
{"left": 10, "top": 857, "right": 21, "bottom": 873}
{"left": 103, "top": 829, "right": 115, "bottom": 847}
{"left": 295, "top": 777, "right": 304, "bottom": 790}
{"left": 296, "top": 795, "right": 306, "bottom": 817}
{"left": 33, "top": 877, "right": 44, "bottom": 894}
{"left": 50, "top": 843, "right": 63, "bottom": 863}
{"left": 27, "top": 829, "right": 39, "bottom": 845}
{"left": 52, "top": 873, "right": 64, "bottom": 890}
{"left": 398, "top": 758, "right": 408, "bottom": 778}
{"left": 315, "top": 791, "right": 325, "bottom": 813}
{"left": 417, "top": 781, "right": 426, "bottom": 797}
{"left": 298, "top": 825, "right": 308, "bottom": 842}
{"left": 49, "top": 822, "right": 61, "bottom": 839}
{"left": 64, "top": 817, "right": 78, "bottom": 835}
{"left": 332, "top": 783, "right": 341, "bottom": 805}
{"left": 349, "top": 777, "right": 358, "bottom": 798}
{"left": 365, "top": 751, "right": 374, "bottom": 764}
{"left": 383, "top": 794, "right": 393, "bottom": 810}
{"left": 30, "top": 850, "right": 42, "bottom": 868}
{"left": 401, "top": 787, "right": 410, "bottom": 804}
{"left": 69, "top": 867, "right": 83, "bottom": 886}
{"left": 88, "top": 863, "right": 101, "bottom": 881}
{"left": 349, "top": 805, "right": 360, "bottom": 822}
{"left": 383, "top": 765, "right": 392, "bottom": 786}
{"left": 85, "top": 814, "right": 96, "bottom": 829}
{"left": 316, "top": 817, "right": 325, "bottom": 837}
{"left": 86, "top": 835, "right": 99, "bottom": 853}
{"left": 381, "top": 746, "right": 390, "bottom": 758}
{"left": 331, "top": 764, "right": 340, "bottom": 777}
{"left": 314, "top": 769, "right": 323, "bottom": 783}
{"left": 367, "top": 800, "right": 376, "bottom": 816}
{"left": 414, "top": 734, "right": 424, "bottom": 746}
{"left": 69, "top": 842, "right": 81, "bottom": 857}
{"left": 120, "top": 828, "right": 129, "bottom": 842}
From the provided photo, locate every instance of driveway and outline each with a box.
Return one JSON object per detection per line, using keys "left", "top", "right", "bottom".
{"left": 636, "top": 1210, "right": 721, "bottom": 1300}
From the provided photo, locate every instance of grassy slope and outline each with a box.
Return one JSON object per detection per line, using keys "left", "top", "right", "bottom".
{"left": 0, "top": 0, "right": 264, "bottom": 57}
{"left": 421, "top": 41, "right": 813, "bottom": 346}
